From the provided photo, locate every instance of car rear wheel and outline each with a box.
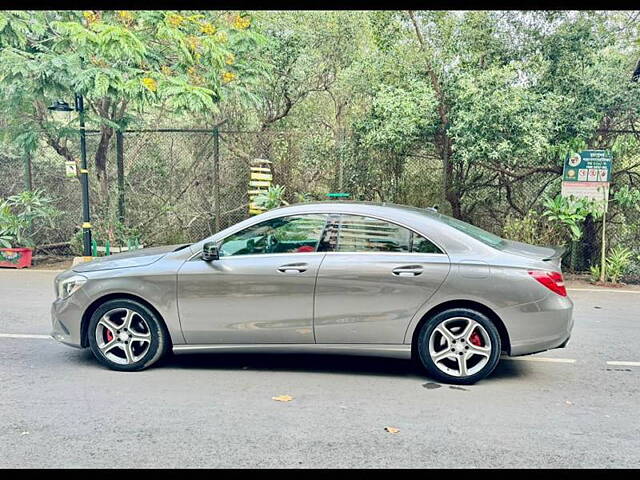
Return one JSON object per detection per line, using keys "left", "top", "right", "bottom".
{"left": 87, "top": 299, "right": 168, "bottom": 371}
{"left": 416, "top": 308, "right": 501, "bottom": 385}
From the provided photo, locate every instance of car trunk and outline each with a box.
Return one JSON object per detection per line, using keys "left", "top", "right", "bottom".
{"left": 498, "top": 240, "right": 566, "bottom": 270}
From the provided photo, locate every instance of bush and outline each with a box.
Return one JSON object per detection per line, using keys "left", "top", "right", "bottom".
{"left": 0, "top": 190, "right": 59, "bottom": 248}
{"left": 502, "top": 210, "right": 565, "bottom": 246}
{"left": 590, "top": 245, "right": 635, "bottom": 284}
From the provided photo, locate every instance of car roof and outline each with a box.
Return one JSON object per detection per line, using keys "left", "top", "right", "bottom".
{"left": 269, "top": 201, "right": 440, "bottom": 218}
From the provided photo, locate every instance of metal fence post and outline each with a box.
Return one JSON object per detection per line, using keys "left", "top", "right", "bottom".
{"left": 213, "top": 127, "right": 221, "bottom": 233}
{"left": 116, "top": 130, "right": 125, "bottom": 225}
{"left": 77, "top": 93, "right": 92, "bottom": 257}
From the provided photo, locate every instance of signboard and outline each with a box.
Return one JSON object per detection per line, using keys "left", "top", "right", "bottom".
{"left": 561, "top": 181, "right": 609, "bottom": 210}
{"left": 65, "top": 160, "right": 78, "bottom": 178}
{"left": 562, "top": 150, "right": 611, "bottom": 183}
{"left": 561, "top": 150, "right": 612, "bottom": 212}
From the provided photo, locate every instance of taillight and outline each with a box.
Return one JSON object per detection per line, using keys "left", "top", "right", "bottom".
{"left": 528, "top": 270, "right": 567, "bottom": 297}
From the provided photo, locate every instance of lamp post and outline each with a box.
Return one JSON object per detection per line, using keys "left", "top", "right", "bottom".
{"left": 48, "top": 95, "right": 92, "bottom": 257}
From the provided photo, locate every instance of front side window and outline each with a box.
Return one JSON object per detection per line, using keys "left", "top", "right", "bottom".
{"left": 218, "top": 214, "right": 329, "bottom": 257}
{"left": 334, "top": 215, "right": 443, "bottom": 254}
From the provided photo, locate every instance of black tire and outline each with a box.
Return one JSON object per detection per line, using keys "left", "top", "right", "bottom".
{"left": 416, "top": 308, "right": 501, "bottom": 385}
{"left": 87, "top": 298, "right": 169, "bottom": 371}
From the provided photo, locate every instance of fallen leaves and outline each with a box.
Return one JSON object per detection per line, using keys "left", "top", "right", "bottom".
{"left": 272, "top": 395, "right": 293, "bottom": 402}
{"left": 384, "top": 427, "right": 400, "bottom": 434}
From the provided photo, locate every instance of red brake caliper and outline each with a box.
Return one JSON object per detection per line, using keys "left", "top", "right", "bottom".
{"left": 469, "top": 330, "right": 483, "bottom": 347}
{"left": 106, "top": 329, "right": 114, "bottom": 342}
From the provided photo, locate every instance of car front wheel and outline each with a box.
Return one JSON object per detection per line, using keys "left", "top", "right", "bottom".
{"left": 87, "top": 299, "right": 168, "bottom": 371}
{"left": 416, "top": 308, "right": 501, "bottom": 385}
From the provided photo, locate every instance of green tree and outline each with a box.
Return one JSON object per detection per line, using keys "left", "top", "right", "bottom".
{"left": 0, "top": 10, "right": 263, "bottom": 204}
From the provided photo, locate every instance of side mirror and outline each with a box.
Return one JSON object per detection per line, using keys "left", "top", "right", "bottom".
{"left": 202, "top": 242, "right": 219, "bottom": 262}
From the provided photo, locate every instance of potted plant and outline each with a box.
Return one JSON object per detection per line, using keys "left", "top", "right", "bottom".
{"left": 0, "top": 190, "right": 59, "bottom": 268}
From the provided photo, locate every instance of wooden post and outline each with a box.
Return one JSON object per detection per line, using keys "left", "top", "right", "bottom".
{"left": 599, "top": 186, "right": 607, "bottom": 283}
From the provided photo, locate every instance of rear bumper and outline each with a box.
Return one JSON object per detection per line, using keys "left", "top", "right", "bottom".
{"left": 499, "top": 293, "right": 574, "bottom": 357}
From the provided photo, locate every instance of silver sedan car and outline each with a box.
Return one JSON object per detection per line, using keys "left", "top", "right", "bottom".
{"left": 52, "top": 202, "right": 573, "bottom": 384}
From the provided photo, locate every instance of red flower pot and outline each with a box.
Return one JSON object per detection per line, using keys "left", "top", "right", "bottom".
{"left": 0, "top": 247, "right": 33, "bottom": 269}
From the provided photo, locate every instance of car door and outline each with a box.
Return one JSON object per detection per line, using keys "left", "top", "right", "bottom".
{"left": 313, "top": 214, "right": 450, "bottom": 344}
{"left": 177, "top": 213, "right": 330, "bottom": 344}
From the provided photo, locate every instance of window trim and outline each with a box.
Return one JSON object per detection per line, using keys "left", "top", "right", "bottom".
{"left": 190, "top": 210, "right": 448, "bottom": 260}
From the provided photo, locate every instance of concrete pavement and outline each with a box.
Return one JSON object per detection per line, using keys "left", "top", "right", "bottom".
{"left": 0, "top": 269, "right": 638, "bottom": 468}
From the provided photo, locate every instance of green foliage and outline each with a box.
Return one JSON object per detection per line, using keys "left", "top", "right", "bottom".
{"left": 0, "top": 9, "right": 265, "bottom": 176}
{"left": 0, "top": 190, "right": 59, "bottom": 248}
{"left": 69, "top": 218, "right": 141, "bottom": 256}
{"left": 2, "top": 10, "right": 640, "bottom": 280}
{"left": 591, "top": 246, "right": 635, "bottom": 284}
{"left": 357, "top": 81, "right": 437, "bottom": 154}
{"left": 589, "top": 264, "right": 601, "bottom": 283}
{"left": 502, "top": 210, "right": 565, "bottom": 246}
{"left": 542, "top": 195, "right": 601, "bottom": 242}
{"left": 254, "top": 185, "right": 288, "bottom": 210}
{"left": 606, "top": 246, "right": 634, "bottom": 284}
{"left": 613, "top": 185, "right": 640, "bottom": 211}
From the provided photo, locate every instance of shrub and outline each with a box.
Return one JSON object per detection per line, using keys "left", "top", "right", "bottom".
{"left": 0, "top": 190, "right": 59, "bottom": 248}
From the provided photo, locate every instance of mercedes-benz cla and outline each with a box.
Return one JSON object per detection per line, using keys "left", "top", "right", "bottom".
{"left": 52, "top": 202, "right": 573, "bottom": 384}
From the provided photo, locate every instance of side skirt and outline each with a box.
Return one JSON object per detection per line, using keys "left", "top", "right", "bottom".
{"left": 172, "top": 343, "right": 412, "bottom": 360}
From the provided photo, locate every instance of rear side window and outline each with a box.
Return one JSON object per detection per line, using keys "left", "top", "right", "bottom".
{"left": 330, "top": 215, "right": 443, "bottom": 254}
{"left": 412, "top": 233, "right": 443, "bottom": 254}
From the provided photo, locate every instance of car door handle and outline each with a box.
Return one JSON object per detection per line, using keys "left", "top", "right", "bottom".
{"left": 277, "top": 263, "right": 308, "bottom": 274}
{"left": 392, "top": 265, "right": 423, "bottom": 277}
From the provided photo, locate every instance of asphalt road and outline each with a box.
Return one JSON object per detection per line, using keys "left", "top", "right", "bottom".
{"left": 0, "top": 269, "right": 639, "bottom": 468}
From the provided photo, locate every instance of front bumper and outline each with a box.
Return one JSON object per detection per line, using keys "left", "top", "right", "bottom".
{"left": 51, "top": 295, "right": 86, "bottom": 348}
{"left": 499, "top": 293, "right": 574, "bottom": 357}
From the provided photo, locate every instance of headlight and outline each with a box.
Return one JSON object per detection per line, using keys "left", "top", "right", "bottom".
{"left": 57, "top": 274, "right": 87, "bottom": 300}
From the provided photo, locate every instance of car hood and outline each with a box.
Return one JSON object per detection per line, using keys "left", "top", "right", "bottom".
{"left": 72, "top": 244, "right": 183, "bottom": 273}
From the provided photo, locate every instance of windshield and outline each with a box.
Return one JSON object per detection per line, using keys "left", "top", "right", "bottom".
{"left": 435, "top": 212, "right": 506, "bottom": 249}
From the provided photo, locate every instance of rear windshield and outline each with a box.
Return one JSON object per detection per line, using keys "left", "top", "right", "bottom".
{"left": 435, "top": 213, "right": 506, "bottom": 249}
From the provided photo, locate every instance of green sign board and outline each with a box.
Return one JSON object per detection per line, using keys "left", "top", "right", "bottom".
{"left": 326, "top": 192, "right": 350, "bottom": 198}
{"left": 562, "top": 150, "right": 612, "bottom": 183}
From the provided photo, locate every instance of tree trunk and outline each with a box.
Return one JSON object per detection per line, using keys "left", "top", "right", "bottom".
{"left": 94, "top": 126, "right": 114, "bottom": 207}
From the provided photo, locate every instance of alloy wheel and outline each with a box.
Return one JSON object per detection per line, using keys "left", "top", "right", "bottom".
{"left": 95, "top": 308, "right": 152, "bottom": 365}
{"left": 428, "top": 317, "right": 492, "bottom": 377}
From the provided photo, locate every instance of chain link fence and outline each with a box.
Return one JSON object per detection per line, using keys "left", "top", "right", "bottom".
{"left": 2, "top": 126, "right": 639, "bottom": 275}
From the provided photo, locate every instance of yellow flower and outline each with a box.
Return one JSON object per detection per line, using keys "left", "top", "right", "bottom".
{"left": 167, "top": 13, "right": 185, "bottom": 27}
{"left": 221, "top": 71, "right": 236, "bottom": 84}
{"left": 83, "top": 11, "right": 99, "bottom": 25}
{"left": 160, "top": 65, "right": 172, "bottom": 76}
{"left": 186, "top": 35, "right": 200, "bottom": 52}
{"left": 215, "top": 31, "right": 228, "bottom": 43}
{"left": 141, "top": 77, "right": 157, "bottom": 92}
{"left": 231, "top": 15, "right": 251, "bottom": 30}
{"left": 200, "top": 22, "right": 216, "bottom": 35}
{"left": 225, "top": 53, "right": 235, "bottom": 65}
{"left": 117, "top": 10, "right": 134, "bottom": 24}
